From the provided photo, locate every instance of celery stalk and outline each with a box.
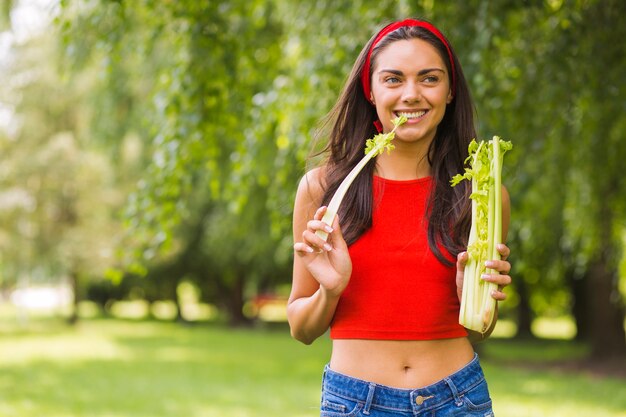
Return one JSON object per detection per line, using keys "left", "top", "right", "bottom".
{"left": 315, "top": 116, "right": 407, "bottom": 241}
{"left": 451, "top": 136, "right": 512, "bottom": 334}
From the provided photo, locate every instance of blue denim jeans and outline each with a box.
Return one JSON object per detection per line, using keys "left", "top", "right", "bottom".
{"left": 320, "top": 353, "right": 494, "bottom": 417}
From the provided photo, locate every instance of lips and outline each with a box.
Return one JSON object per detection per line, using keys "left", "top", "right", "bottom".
{"left": 394, "top": 110, "right": 427, "bottom": 119}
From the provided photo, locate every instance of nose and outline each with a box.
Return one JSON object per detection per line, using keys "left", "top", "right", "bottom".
{"left": 401, "top": 80, "right": 422, "bottom": 103}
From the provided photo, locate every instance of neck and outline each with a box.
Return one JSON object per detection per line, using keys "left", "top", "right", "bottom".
{"left": 374, "top": 139, "right": 432, "bottom": 180}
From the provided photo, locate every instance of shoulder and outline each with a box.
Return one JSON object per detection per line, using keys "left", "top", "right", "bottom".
{"left": 292, "top": 166, "right": 327, "bottom": 235}
{"left": 296, "top": 166, "right": 326, "bottom": 204}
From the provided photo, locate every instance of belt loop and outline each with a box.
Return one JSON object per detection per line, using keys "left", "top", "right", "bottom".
{"left": 362, "top": 383, "right": 376, "bottom": 415}
{"left": 444, "top": 377, "right": 463, "bottom": 407}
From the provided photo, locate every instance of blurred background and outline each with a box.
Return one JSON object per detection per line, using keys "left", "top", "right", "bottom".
{"left": 0, "top": 0, "right": 624, "bottom": 416}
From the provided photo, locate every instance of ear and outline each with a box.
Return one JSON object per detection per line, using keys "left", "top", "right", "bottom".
{"left": 446, "top": 90, "right": 453, "bottom": 104}
{"left": 370, "top": 92, "right": 375, "bottom": 104}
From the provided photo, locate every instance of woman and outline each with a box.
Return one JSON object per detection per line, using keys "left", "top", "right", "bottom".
{"left": 288, "top": 18, "right": 511, "bottom": 416}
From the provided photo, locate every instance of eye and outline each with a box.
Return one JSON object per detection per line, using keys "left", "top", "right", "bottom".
{"left": 384, "top": 76, "right": 401, "bottom": 84}
{"left": 423, "top": 75, "right": 439, "bottom": 84}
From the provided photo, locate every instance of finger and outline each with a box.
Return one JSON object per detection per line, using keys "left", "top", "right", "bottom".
{"left": 482, "top": 273, "right": 512, "bottom": 288}
{"left": 485, "top": 259, "right": 511, "bottom": 275}
{"left": 456, "top": 251, "right": 468, "bottom": 272}
{"left": 302, "top": 229, "right": 333, "bottom": 252}
{"left": 293, "top": 242, "right": 315, "bottom": 255}
{"left": 497, "top": 243, "right": 511, "bottom": 260}
{"left": 490, "top": 289, "right": 507, "bottom": 301}
{"left": 313, "top": 206, "right": 328, "bottom": 221}
{"left": 306, "top": 219, "right": 334, "bottom": 234}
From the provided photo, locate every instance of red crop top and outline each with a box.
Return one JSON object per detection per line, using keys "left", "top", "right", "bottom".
{"left": 330, "top": 175, "right": 467, "bottom": 340}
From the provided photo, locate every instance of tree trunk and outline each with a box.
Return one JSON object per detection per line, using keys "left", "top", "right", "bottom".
{"left": 569, "top": 269, "right": 591, "bottom": 342}
{"left": 586, "top": 194, "right": 626, "bottom": 359}
{"left": 174, "top": 296, "right": 185, "bottom": 323}
{"left": 587, "top": 257, "right": 626, "bottom": 359}
{"left": 67, "top": 271, "right": 79, "bottom": 325}
{"left": 227, "top": 272, "right": 251, "bottom": 327}
{"left": 515, "top": 276, "right": 534, "bottom": 339}
{"left": 211, "top": 267, "right": 252, "bottom": 327}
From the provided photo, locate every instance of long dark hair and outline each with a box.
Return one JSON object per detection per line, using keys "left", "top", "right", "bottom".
{"left": 314, "top": 22, "right": 474, "bottom": 265}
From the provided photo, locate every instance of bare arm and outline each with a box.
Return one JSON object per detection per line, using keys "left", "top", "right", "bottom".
{"left": 287, "top": 168, "right": 352, "bottom": 345}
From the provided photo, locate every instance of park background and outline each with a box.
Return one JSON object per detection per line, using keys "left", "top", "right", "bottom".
{"left": 0, "top": 0, "right": 624, "bottom": 416}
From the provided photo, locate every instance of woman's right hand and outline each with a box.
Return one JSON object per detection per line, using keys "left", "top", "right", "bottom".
{"left": 293, "top": 206, "right": 352, "bottom": 297}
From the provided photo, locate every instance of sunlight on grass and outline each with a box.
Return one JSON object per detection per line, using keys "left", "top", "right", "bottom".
{"left": 150, "top": 300, "right": 178, "bottom": 320}
{"left": 482, "top": 337, "right": 625, "bottom": 417}
{"left": 490, "top": 318, "right": 517, "bottom": 338}
{"left": 180, "top": 302, "right": 216, "bottom": 321}
{"left": 77, "top": 300, "right": 101, "bottom": 318}
{"left": 109, "top": 300, "right": 150, "bottom": 319}
{"left": 483, "top": 338, "right": 589, "bottom": 362}
{"left": 0, "top": 322, "right": 136, "bottom": 364}
{"left": 484, "top": 361, "right": 626, "bottom": 417}
{"left": 478, "top": 316, "right": 579, "bottom": 340}
{"left": 0, "top": 319, "right": 623, "bottom": 417}
{"left": 532, "top": 316, "right": 577, "bottom": 339}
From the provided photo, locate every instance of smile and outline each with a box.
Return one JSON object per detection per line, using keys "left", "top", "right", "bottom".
{"left": 395, "top": 110, "right": 427, "bottom": 119}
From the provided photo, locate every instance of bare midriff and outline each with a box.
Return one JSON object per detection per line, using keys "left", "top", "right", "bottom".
{"left": 329, "top": 337, "right": 475, "bottom": 389}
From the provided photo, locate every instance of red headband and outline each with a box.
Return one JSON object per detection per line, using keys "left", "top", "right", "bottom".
{"left": 361, "top": 19, "right": 456, "bottom": 104}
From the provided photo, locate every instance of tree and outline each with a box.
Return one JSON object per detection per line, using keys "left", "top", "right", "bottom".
{"left": 51, "top": 0, "right": 625, "bottom": 353}
{"left": 55, "top": 0, "right": 404, "bottom": 323}
{"left": 459, "top": 0, "right": 626, "bottom": 357}
{"left": 0, "top": 27, "right": 127, "bottom": 322}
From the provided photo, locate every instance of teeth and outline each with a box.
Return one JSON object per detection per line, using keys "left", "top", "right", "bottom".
{"left": 397, "top": 111, "right": 426, "bottom": 119}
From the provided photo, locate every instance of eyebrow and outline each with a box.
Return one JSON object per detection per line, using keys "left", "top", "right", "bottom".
{"left": 378, "top": 68, "right": 445, "bottom": 76}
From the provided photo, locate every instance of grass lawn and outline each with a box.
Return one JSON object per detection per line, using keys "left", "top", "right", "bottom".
{"left": 0, "top": 318, "right": 624, "bottom": 417}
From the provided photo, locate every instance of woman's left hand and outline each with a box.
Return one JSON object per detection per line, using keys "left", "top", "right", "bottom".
{"left": 456, "top": 243, "right": 512, "bottom": 302}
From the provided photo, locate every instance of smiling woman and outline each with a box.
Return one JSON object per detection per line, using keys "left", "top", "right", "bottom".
{"left": 288, "top": 18, "right": 512, "bottom": 417}
{"left": 370, "top": 38, "right": 454, "bottom": 178}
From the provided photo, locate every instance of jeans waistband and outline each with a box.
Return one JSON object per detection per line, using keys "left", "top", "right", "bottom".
{"left": 322, "top": 353, "right": 485, "bottom": 413}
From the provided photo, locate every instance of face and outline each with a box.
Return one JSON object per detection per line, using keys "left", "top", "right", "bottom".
{"left": 370, "top": 38, "right": 453, "bottom": 144}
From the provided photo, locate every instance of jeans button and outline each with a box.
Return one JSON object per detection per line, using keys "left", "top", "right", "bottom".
{"left": 415, "top": 395, "right": 434, "bottom": 405}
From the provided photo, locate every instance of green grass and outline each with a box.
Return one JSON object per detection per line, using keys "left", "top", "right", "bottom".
{"left": 0, "top": 319, "right": 624, "bottom": 417}
{"left": 481, "top": 339, "right": 625, "bottom": 416}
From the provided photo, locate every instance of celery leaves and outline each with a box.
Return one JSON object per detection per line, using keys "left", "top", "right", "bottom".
{"left": 364, "top": 115, "right": 407, "bottom": 156}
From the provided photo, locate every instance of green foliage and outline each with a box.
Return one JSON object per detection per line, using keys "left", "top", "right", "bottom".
{"left": 0, "top": 2, "right": 11, "bottom": 31}
{"left": 0, "top": 25, "right": 125, "bottom": 291}
{"left": 51, "top": 0, "right": 414, "bottom": 319}
{"left": 2, "top": 0, "right": 623, "bottom": 335}
{"left": 463, "top": 0, "right": 626, "bottom": 326}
